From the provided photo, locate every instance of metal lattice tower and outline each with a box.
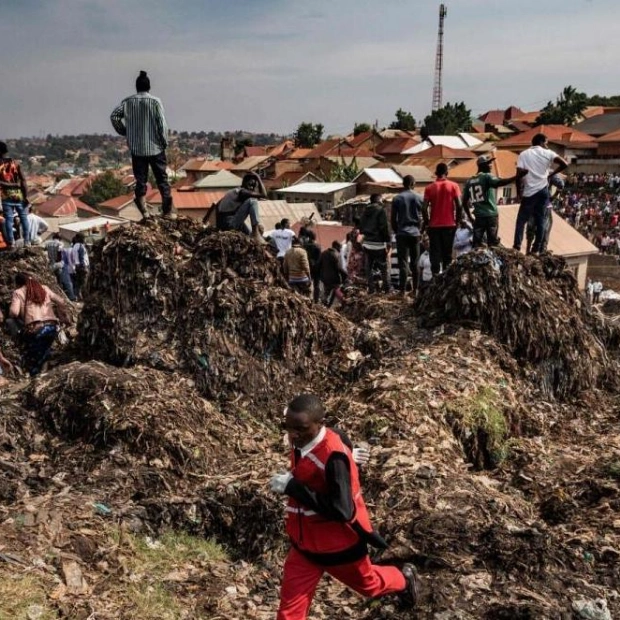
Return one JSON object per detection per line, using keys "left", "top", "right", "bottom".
{"left": 432, "top": 4, "right": 448, "bottom": 111}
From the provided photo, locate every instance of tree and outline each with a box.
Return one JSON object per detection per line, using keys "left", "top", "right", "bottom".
{"left": 294, "top": 122, "right": 324, "bottom": 148}
{"left": 353, "top": 122, "right": 372, "bottom": 136}
{"left": 81, "top": 171, "right": 125, "bottom": 207}
{"left": 322, "top": 157, "right": 360, "bottom": 182}
{"left": 234, "top": 137, "right": 253, "bottom": 157}
{"left": 536, "top": 85, "right": 588, "bottom": 126}
{"left": 422, "top": 102, "right": 472, "bottom": 135}
{"left": 389, "top": 108, "right": 417, "bottom": 131}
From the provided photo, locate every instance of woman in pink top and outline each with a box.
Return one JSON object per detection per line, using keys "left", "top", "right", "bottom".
{"left": 9, "top": 273, "right": 68, "bottom": 376}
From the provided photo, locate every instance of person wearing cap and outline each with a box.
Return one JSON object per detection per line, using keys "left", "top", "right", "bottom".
{"left": 463, "top": 153, "right": 524, "bottom": 248}
{"left": 513, "top": 133, "right": 567, "bottom": 254}
{"left": 422, "top": 163, "right": 462, "bottom": 276}
{"left": 271, "top": 394, "right": 420, "bottom": 619}
{"left": 110, "top": 70, "right": 174, "bottom": 219}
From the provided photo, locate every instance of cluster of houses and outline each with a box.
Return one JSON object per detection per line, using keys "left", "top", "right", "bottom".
{"left": 22, "top": 105, "right": 620, "bottom": 284}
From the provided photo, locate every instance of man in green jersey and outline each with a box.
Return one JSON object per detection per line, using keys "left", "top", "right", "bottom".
{"left": 463, "top": 154, "right": 525, "bottom": 248}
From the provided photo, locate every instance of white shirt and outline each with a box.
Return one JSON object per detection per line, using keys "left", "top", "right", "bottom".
{"left": 517, "top": 146, "right": 557, "bottom": 197}
{"left": 266, "top": 228, "right": 295, "bottom": 258}
{"left": 593, "top": 281, "right": 603, "bottom": 293}
{"left": 418, "top": 251, "right": 433, "bottom": 281}
{"left": 26, "top": 213, "right": 49, "bottom": 243}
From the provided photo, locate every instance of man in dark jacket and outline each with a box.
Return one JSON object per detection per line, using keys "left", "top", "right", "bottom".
{"left": 359, "top": 194, "right": 391, "bottom": 294}
{"left": 319, "top": 241, "right": 347, "bottom": 307}
{"left": 391, "top": 175, "right": 423, "bottom": 294}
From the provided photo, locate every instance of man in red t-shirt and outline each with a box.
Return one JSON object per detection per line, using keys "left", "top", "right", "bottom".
{"left": 422, "top": 163, "right": 462, "bottom": 276}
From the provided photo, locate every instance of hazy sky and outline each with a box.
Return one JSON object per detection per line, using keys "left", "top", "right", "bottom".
{"left": 1, "top": 0, "right": 618, "bottom": 138}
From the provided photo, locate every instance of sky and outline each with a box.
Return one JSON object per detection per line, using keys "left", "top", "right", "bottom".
{"left": 0, "top": 0, "right": 618, "bottom": 139}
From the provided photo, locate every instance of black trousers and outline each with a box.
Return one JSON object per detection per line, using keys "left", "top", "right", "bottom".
{"left": 428, "top": 227, "right": 456, "bottom": 275}
{"left": 395, "top": 234, "right": 420, "bottom": 292}
{"left": 132, "top": 152, "right": 172, "bottom": 213}
{"left": 363, "top": 248, "right": 390, "bottom": 293}
{"left": 473, "top": 215, "right": 499, "bottom": 248}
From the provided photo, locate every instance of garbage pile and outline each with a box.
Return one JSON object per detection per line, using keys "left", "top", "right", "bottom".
{"left": 415, "top": 247, "right": 615, "bottom": 398}
{"left": 78, "top": 220, "right": 377, "bottom": 406}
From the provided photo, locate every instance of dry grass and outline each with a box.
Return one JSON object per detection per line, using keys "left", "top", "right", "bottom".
{"left": 0, "top": 573, "right": 56, "bottom": 620}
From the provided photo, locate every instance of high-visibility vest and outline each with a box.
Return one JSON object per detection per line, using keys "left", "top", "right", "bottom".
{"left": 285, "top": 428, "right": 373, "bottom": 557}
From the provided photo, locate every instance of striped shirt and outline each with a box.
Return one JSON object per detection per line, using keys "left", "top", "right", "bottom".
{"left": 110, "top": 92, "right": 168, "bottom": 157}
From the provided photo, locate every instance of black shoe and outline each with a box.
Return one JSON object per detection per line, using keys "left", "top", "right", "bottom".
{"left": 400, "top": 563, "right": 420, "bottom": 608}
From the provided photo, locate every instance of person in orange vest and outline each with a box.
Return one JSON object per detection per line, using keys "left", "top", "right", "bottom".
{"left": 270, "top": 394, "right": 419, "bottom": 619}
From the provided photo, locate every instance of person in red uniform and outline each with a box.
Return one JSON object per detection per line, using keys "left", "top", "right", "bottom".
{"left": 270, "top": 394, "right": 419, "bottom": 619}
{"left": 422, "top": 162, "right": 462, "bottom": 277}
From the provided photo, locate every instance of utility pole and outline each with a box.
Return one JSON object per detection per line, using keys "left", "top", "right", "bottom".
{"left": 432, "top": 4, "right": 447, "bottom": 112}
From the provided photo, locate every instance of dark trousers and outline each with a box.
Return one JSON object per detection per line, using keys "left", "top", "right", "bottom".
{"left": 513, "top": 188, "right": 549, "bottom": 253}
{"left": 526, "top": 208, "right": 553, "bottom": 254}
{"left": 363, "top": 248, "right": 390, "bottom": 293}
{"left": 473, "top": 215, "right": 499, "bottom": 248}
{"left": 395, "top": 234, "right": 420, "bottom": 292}
{"left": 131, "top": 152, "right": 172, "bottom": 214}
{"left": 428, "top": 227, "right": 456, "bottom": 275}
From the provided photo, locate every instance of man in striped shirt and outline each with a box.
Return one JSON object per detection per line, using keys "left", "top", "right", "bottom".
{"left": 110, "top": 70, "right": 173, "bottom": 219}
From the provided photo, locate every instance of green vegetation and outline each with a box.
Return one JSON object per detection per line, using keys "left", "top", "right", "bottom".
{"left": 422, "top": 101, "right": 472, "bottom": 136}
{"left": 294, "top": 122, "right": 324, "bottom": 148}
{"left": 81, "top": 170, "right": 126, "bottom": 207}
{"left": 536, "top": 85, "right": 588, "bottom": 126}
{"left": 389, "top": 108, "right": 417, "bottom": 131}
{"left": 445, "top": 385, "right": 511, "bottom": 469}
{"left": 353, "top": 122, "right": 372, "bottom": 136}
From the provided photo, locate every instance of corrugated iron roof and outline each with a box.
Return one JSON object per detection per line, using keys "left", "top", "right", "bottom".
{"left": 277, "top": 182, "right": 355, "bottom": 194}
{"left": 181, "top": 158, "right": 234, "bottom": 172}
{"left": 259, "top": 201, "right": 321, "bottom": 232}
{"left": 391, "top": 165, "right": 434, "bottom": 184}
{"left": 36, "top": 195, "right": 83, "bottom": 217}
{"left": 355, "top": 168, "right": 402, "bottom": 184}
{"left": 231, "top": 155, "right": 272, "bottom": 171}
{"left": 498, "top": 205, "right": 598, "bottom": 258}
{"left": 291, "top": 222, "right": 350, "bottom": 250}
{"left": 149, "top": 189, "right": 224, "bottom": 209}
{"left": 193, "top": 170, "right": 242, "bottom": 189}
{"left": 498, "top": 124, "right": 597, "bottom": 147}
{"left": 323, "top": 156, "right": 380, "bottom": 168}
{"left": 448, "top": 150, "right": 518, "bottom": 182}
{"left": 99, "top": 193, "right": 135, "bottom": 210}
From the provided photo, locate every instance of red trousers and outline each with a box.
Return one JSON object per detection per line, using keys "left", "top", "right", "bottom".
{"left": 277, "top": 547, "right": 406, "bottom": 619}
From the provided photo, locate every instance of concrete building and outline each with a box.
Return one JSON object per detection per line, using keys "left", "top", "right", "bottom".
{"left": 276, "top": 182, "right": 356, "bottom": 214}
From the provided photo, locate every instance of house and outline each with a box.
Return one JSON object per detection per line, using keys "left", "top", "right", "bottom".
{"left": 36, "top": 195, "right": 87, "bottom": 218}
{"left": 291, "top": 221, "right": 351, "bottom": 250}
{"left": 193, "top": 170, "right": 242, "bottom": 191}
{"left": 373, "top": 137, "right": 420, "bottom": 164}
{"left": 596, "top": 128, "right": 620, "bottom": 158}
{"left": 391, "top": 165, "right": 435, "bottom": 188}
{"left": 497, "top": 125, "right": 597, "bottom": 161}
{"left": 403, "top": 133, "right": 483, "bottom": 155}
{"left": 98, "top": 193, "right": 143, "bottom": 221}
{"left": 263, "top": 171, "right": 321, "bottom": 193}
{"left": 276, "top": 182, "right": 356, "bottom": 214}
{"left": 573, "top": 111, "right": 620, "bottom": 139}
{"left": 401, "top": 145, "right": 476, "bottom": 172}
{"left": 181, "top": 158, "right": 234, "bottom": 184}
{"left": 200, "top": 199, "right": 321, "bottom": 232}
{"left": 58, "top": 216, "right": 128, "bottom": 242}
{"left": 316, "top": 156, "right": 381, "bottom": 180}
{"left": 448, "top": 150, "right": 521, "bottom": 205}
{"left": 148, "top": 189, "right": 222, "bottom": 221}
{"left": 498, "top": 205, "right": 598, "bottom": 289}
{"left": 477, "top": 106, "right": 524, "bottom": 132}
{"left": 230, "top": 155, "right": 273, "bottom": 176}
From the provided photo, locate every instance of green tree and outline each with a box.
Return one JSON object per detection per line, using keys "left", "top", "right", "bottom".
{"left": 294, "top": 122, "right": 324, "bottom": 148}
{"left": 322, "top": 158, "right": 360, "bottom": 182}
{"left": 422, "top": 102, "right": 472, "bottom": 135}
{"left": 586, "top": 94, "right": 620, "bottom": 107}
{"left": 389, "top": 108, "right": 417, "bottom": 131}
{"left": 536, "top": 86, "right": 588, "bottom": 126}
{"left": 81, "top": 171, "right": 125, "bottom": 207}
{"left": 234, "top": 137, "right": 254, "bottom": 157}
{"left": 353, "top": 122, "right": 372, "bottom": 136}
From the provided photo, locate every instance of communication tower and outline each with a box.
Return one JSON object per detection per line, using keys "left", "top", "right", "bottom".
{"left": 432, "top": 4, "right": 448, "bottom": 111}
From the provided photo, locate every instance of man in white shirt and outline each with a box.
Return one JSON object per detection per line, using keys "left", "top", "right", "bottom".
{"left": 265, "top": 218, "right": 295, "bottom": 261}
{"left": 26, "top": 209, "right": 49, "bottom": 245}
{"left": 417, "top": 237, "right": 433, "bottom": 293}
{"left": 513, "top": 133, "right": 567, "bottom": 254}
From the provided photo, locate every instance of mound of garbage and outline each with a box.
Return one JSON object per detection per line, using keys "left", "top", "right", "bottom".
{"left": 1, "top": 226, "right": 619, "bottom": 619}
{"left": 78, "top": 220, "right": 378, "bottom": 406}
{"left": 415, "top": 247, "right": 618, "bottom": 398}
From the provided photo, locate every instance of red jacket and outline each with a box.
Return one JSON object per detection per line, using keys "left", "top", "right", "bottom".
{"left": 285, "top": 428, "right": 373, "bottom": 557}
